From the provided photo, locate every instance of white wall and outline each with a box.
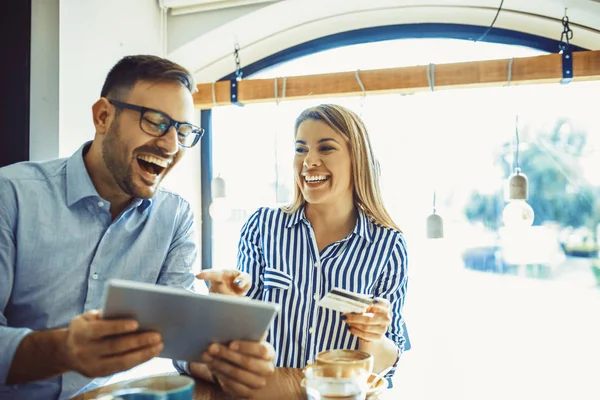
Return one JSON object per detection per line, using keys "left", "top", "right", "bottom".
{"left": 59, "top": 0, "right": 164, "bottom": 157}
{"left": 30, "top": 0, "right": 60, "bottom": 162}
{"left": 30, "top": 0, "right": 203, "bottom": 247}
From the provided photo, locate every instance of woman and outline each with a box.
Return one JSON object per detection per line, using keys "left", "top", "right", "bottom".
{"left": 234, "top": 104, "right": 409, "bottom": 380}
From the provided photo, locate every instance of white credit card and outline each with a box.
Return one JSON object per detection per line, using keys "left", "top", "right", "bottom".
{"left": 317, "top": 287, "right": 373, "bottom": 314}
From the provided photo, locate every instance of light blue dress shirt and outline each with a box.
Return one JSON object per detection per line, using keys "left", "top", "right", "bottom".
{"left": 0, "top": 143, "right": 197, "bottom": 399}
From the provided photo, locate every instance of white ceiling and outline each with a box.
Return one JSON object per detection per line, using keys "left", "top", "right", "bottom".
{"left": 163, "top": 0, "right": 600, "bottom": 81}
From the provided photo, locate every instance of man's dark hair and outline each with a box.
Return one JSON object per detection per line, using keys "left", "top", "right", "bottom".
{"left": 100, "top": 55, "right": 195, "bottom": 99}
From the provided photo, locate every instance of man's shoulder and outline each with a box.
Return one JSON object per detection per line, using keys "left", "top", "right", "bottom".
{"left": 156, "top": 186, "right": 189, "bottom": 202}
{"left": 0, "top": 158, "right": 67, "bottom": 195}
{"left": 0, "top": 158, "right": 67, "bottom": 184}
{"left": 155, "top": 187, "right": 192, "bottom": 211}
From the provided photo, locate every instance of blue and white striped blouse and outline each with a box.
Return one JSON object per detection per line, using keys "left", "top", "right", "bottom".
{"left": 236, "top": 206, "right": 409, "bottom": 379}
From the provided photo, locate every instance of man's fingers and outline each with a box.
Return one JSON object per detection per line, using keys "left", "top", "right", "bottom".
{"left": 226, "top": 341, "right": 275, "bottom": 361}
{"left": 94, "top": 332, "right": 163, "bottom": 357}
{"left": 204, "top": 356, "right": 268, "bottom": 390}
{"left": 206, "top": 344, "right": 274, "bottom": 376}
{"left": 99, "top": 342, "right": 164, "bottom": 375}
{"left": 213, "top": 372, "right": 258, "bottom": 398}
{"left": 79, "top": 309, "right": 102, "bottom": 321}
{"left": 83, "top": 319, "right": 139, "bottom": 340}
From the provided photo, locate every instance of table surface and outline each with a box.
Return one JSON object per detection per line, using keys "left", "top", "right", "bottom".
{"left": 73, "top": 371, "right": 397, "bottom": 400}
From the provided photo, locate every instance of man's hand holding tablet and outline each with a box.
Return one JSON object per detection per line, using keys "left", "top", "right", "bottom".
{"left": 102, "top": 278, "right": 277, "bottom": 398}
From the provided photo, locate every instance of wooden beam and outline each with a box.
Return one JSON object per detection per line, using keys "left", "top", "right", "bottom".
{"left": 193, "top": 50, "right": 600, "bottom": 110}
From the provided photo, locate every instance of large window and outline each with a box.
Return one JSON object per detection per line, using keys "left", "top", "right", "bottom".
{"left": 211, "top": 38, "right": 600, "bottom": 399}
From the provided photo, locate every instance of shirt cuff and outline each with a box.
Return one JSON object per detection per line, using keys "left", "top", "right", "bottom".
{"left": 383, "top": 332, "right": 406, "bottom": 387}
{"left": 0, "top": 326, "right": 33, "bottom": 385}
{"left": 172, "top": 359, "right": 191, "bottom": 376}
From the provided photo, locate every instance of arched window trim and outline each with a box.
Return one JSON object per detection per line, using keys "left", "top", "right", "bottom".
{"left": 200, "top": 23, "right": 587, "bottom": 268}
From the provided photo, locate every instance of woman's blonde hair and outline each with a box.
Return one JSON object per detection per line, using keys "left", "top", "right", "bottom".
{"left": 281, "top": 104, "right": 401, "bottom": 232}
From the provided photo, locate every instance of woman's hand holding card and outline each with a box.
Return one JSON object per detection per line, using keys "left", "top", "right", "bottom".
{"left": 342, "top": 298, "right": 392, "bottom": 342}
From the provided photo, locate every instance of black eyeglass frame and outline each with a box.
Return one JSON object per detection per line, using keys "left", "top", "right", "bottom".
{"left": 108, "top": 99, "right": 204, "bottom": 148}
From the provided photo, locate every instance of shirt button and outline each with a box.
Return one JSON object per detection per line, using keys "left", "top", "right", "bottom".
{"left": 313, "top": 294, "right": 319, "bottom": 300}
{"left": 97, "top": 201, "right": 104, "bottom": 207}
{"left": 92, "top": 273, "right": 99, "bottom": 280}
{"left": 314, "top": 262, "right": 319, "bottom": 268}
{"left": 309, "top": 327, "right": 315, "bottom": 334}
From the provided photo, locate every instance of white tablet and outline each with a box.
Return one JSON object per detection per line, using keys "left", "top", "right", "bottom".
{"left": 102, "top": 279, "right": 279, "bottom": 362}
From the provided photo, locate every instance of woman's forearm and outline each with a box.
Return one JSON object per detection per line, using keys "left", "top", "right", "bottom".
{"left": 359, "top": 336, "right": 398, "bottom": 373}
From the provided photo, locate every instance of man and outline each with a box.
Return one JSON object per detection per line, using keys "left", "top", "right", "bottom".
{"left": 0, "top": 55, "right": 274, "bottom": 399}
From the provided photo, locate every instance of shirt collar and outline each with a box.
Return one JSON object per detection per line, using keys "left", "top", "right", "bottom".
{"left": 285, "top": 205, "right": 373, "bottom": 243}
{"left": 66, "top": 142, "right": 100, "bottom": 207}
{"left": 285, "top": 205, "right": 307, "bottom": 229}
{"left": 66, "top": 141, "right": 152, "bottom": 210}
{"left": 353, "top": 207, "right": 374, "bottom": 243}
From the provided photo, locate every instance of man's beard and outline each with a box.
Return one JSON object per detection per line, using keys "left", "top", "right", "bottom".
{"left": 102, "top": 121, "right": 140, "bottom": 198}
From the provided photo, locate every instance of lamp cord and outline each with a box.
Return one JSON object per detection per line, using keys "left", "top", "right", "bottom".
{"left": 515, "top": 115, "right": 520, "bottom": 170}
{"left": 476, "top": 0, "right": 505, "bottom": 42}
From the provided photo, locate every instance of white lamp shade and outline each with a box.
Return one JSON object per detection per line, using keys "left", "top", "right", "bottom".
{"left": 427, "top": 213, "right": 444, "bottom": 239}
{"left": 211, "top": 176, "right": 226, "bottom": 199}
{"left": 505, "top": 168, "right": 528, "bottom": 201}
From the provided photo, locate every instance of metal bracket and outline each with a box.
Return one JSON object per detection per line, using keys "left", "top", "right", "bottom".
{"left": 561, "top": 49, "right": 573, "bottom": 84}
{"left": 230, "top": 79, "right": 243, "bottom": 107}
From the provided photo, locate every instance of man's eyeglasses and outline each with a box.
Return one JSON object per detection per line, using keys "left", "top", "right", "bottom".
{"left": 108, "top": 99, "right": 204, "bottom": 148}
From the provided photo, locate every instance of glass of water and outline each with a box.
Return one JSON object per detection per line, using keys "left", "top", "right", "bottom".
{"left": 304, "top": 364, "right": 369, "bottom": 400}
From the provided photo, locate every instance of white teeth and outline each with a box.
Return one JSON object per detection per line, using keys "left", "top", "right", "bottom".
{"left": 138, "top": 154, "right": 170, "bottom": 168}
{"left": 304, "top": 175, "right": 328, "bottom": 182}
